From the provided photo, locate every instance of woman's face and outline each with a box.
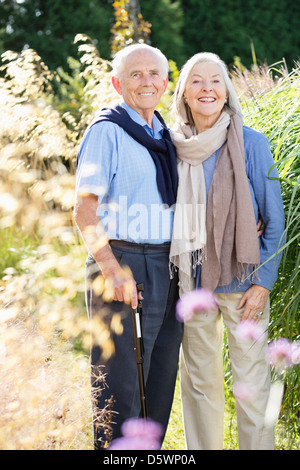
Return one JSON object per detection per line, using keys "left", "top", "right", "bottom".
{"left": 184, "top": 61, "right": 228, "bottom": 131}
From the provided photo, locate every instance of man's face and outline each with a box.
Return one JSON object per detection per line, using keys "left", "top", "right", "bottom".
{"left": 112, "top": 50, "right": 168, "bottom": 123}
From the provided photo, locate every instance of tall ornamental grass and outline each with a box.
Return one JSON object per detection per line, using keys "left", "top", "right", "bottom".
{"left": 0, "top": 48, "right": 93, "bottom": 449}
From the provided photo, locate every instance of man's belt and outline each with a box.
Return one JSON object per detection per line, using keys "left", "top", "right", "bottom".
{"left": 110, "top": 239, "right": 171, "bottom": 253}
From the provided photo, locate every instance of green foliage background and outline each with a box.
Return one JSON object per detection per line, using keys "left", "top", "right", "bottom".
{"left": 180, "top": 0, "right": 300, "bottom": 69}
{"left": 0, "top": 0, "right": 299, "bottom": 71}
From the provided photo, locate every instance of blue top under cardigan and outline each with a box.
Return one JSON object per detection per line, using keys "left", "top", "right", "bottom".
{"left": 195, "top": 125, "right": 285, "bottom": 293}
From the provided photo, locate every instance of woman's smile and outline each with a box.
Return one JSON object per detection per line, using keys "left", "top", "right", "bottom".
{"left": 184, "top": 61, "right": 228, "bottom": 131}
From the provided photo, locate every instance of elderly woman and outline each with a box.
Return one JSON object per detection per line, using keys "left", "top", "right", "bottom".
{"left": 170, "top": 52, "right": 285, "bottom": 450}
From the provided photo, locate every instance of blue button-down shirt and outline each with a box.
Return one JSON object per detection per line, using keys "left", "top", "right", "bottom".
{"left": 76, "top": 102, "right": 174, "bottom": 244}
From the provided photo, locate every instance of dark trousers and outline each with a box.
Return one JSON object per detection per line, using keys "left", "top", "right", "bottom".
{"left": 85, "top": 242, "right": 183, "bottom": 449}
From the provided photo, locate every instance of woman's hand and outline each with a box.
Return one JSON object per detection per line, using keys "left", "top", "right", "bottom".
{"left": 256, "top": 214, "right": 265, "bottom": 237}
{"left": 237, "top": 284, "right": 270, "bottom": 322}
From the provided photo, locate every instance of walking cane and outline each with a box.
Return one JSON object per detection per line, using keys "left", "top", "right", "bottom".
{"left": 132, "top": 282, "right": 147, "bottom": 419}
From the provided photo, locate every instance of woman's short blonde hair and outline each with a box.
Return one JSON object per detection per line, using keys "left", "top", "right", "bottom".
{"left": 172, "top": 52, "right": 243, "bottom": 125}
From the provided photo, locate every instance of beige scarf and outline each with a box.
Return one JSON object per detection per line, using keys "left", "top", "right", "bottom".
{"left": 170, "top": 110, "right": 260, "bottom": 295}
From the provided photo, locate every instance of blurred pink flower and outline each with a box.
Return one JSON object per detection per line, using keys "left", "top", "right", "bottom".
{"left": 266, "top": 338, "right": 294, "bottom": 371}
{"left": 236, "top": 320, "right": 266, "bottom": 343}
{"left": 176, "top": 288, "right": 217, "bottom": 322}
{"left": 121, "top": 417, "right": 163, "bottom": 441}
{"left": 291, "top": 342, "right": 300, "bottom": 365}
{"left": 109, "top": 418, "right": 162, "bottom": 450}
{"left": 234, "top": 381, "right": 258, "bottom": 403}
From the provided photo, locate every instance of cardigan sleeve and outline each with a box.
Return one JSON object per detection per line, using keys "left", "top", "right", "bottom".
{"left": 244, "top": 128, "right": 285, "bottom": 291}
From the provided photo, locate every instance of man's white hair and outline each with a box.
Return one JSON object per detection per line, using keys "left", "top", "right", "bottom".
{"left": 172, "top": 52, "right": 243, "bottom": 125}
{"left": 112, "top": 43, "right": 169, "bottom": 79}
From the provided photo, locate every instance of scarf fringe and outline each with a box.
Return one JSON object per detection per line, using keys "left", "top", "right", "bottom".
{"left": 234, "top": 263, "right": 261, "bottom": 288}
{"left": 192, "top": 248, "right": 206, "bottom": 270}
{"left": 169, "top": 248, "right": 206, "bottom": 281}
{"left": 171, "top": 258, "right": 261, "bottom": 290}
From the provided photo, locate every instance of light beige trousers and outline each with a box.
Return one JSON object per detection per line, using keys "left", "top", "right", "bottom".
{"left": 180, "top": 292, "right": 274, "bottom": 450}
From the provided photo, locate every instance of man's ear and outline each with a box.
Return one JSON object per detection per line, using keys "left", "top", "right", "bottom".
{"left": 112, "top": 76, "right": 122, "bottom": 95}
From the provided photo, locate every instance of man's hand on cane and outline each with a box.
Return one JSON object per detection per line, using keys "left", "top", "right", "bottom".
{"left": 100, "top": 255, "right": 143, "bottom": 309}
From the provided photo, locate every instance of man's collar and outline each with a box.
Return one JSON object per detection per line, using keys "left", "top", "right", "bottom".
{"left": 121, "top": 102, "right": 164, "bottom": 138}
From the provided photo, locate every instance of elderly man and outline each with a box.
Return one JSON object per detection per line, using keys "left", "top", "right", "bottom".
{"left": 74, "top": 44, "right": 183, "bottom": 449}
